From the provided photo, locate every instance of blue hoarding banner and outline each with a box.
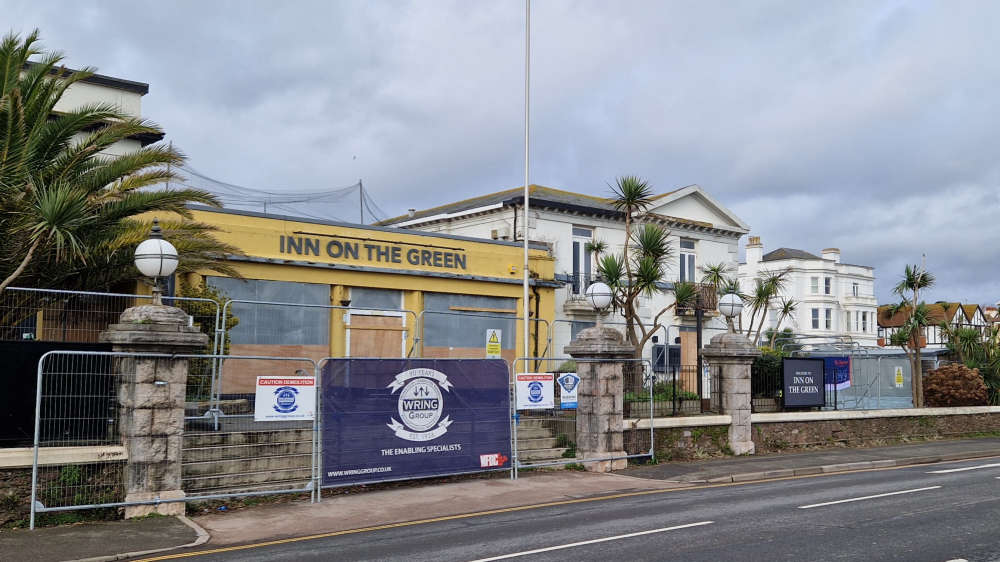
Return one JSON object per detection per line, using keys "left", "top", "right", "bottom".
{"left": 321, "top": 359, "right": 511, "bottom": 487}
{"left": 823, "top": 357, "right": 851, "bottom": 391}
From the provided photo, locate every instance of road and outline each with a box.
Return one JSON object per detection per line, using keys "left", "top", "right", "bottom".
{"left": 153, "top": 457, "right": 1000, "bottom": 562}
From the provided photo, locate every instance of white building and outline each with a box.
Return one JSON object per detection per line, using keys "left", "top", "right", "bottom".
{"left": 37, "top": 62, "right": 156, "bottom": 155}
{"left": 380, "top": 184, "right": 750, "bottom": 372}
{"left": 738, "top": 237, "right": 878, "bottom": 347}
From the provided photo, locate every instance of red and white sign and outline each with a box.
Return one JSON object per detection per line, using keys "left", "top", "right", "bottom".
{"left": 515, "top": 373, "right": 554, "bottom": 409}
{"left": 479, "top": 453, "right": 509, "bottom": 468}
{"left": 254, "top": 376, "right": 316, "bottom": 421}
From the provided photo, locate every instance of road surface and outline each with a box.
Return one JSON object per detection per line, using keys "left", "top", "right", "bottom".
{"left": 146, "top": 457, "right": 1000, "bottom": 562}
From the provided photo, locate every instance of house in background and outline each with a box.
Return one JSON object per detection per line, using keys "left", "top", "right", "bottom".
{"left": 737, "top": 237, "right": 879, "bottom": 347}
{"left": 379, "top": 184, "right": 750, "bottom": 375}
{"left": 877, "top": 302, "right": 988, "bottom": 349}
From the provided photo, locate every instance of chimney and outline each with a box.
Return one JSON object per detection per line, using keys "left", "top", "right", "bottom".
{"left": 822, "top": 248, "right": 841, "bottom": 263}
{"left": 746, "top": 235, "right": 763, "bottom": 265}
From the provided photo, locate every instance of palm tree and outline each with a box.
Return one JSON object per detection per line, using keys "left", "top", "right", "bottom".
{"left": 769, "top": 297, "right": 799, "bottom": 348}
{"left": 0, "top": 29, "right": 234, "bottom": 293}
{"left": 742, "top": 268, "right": 790, "bottom": 345}
{"left": 888, "top": 263, "right": 936, "bottom": 407}
{"left": 608, "top": 176, "right": 654, "bottom": 339}
{"left": 598, "top": 176, "right": 699, "bottom": 357}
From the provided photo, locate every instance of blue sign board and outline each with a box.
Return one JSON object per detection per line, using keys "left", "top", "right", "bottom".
{"left": 822, "top": 357, "right": 852, "bottom": 391}
{"left": 321, "top": 359, "right": 511, "bottom": 487}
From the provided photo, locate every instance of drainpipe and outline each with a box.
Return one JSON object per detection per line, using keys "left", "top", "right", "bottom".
{"left": 532, "top": 285, "right": 541, "bottom": 370}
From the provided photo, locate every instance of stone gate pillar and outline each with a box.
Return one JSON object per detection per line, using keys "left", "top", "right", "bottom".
{"left": 100, "top": 304, "right": 208, "bottom": 518}
{"left": 701, "top": 332, "right": 760, "bottom": 455}
{"left": 564, "top": 325, "right": 634, "bottom": 472}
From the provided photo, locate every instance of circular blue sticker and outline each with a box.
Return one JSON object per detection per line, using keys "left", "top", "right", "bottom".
{"left": 528, "top": 381, "right": 544, "bottom": 403}
{"left": 273, "top": 386, "right": 299, "bottom": 413}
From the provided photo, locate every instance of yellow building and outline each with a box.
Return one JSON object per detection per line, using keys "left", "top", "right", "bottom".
{"left": 166, "top": 206, "right": 556, "bottom": 393}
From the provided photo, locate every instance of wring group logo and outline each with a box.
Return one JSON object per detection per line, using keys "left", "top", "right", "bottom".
{"left": 387, "top": 368, "right": 453, "bottom": 442}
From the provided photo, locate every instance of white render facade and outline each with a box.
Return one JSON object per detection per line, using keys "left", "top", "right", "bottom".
{"left": 737, "top": 238, "right": 878, "bottom": 347}
{"left": 383, "top": 184, "right": 749, "bottom": 367}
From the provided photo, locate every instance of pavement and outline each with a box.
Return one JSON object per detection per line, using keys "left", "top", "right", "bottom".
{"left": 1, "top": 437, "right": 998, "bottom": 561}
{"left": 0, "top": 515, "right": 207, "bottom": 562}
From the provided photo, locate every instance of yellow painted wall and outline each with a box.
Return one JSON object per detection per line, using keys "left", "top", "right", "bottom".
{"left": 153, "top": 208, "right": 557, "bottom": 361}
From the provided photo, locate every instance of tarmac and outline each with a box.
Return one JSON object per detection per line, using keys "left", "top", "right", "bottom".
{"left": 2, "top": 437, "right": 999, "bottom": 562}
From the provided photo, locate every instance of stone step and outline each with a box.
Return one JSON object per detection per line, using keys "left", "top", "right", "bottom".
{"left": 517, "top": 447, "right": 570, "bottom": 462}
{"left": 185, "top": 479, "right": 313, "bottom": 498}
{"left": 517, "top": 437, "right": 559, "bottom": 450}
{"left": 513, "top": 427, "right": 554, "bottom": 440}
{"left": 182, "top": 440, "right": 313, "bottom": 463}
{"left": 183, "top": 429, "right": 312, "bottom": 448}
{"left": 182, "top": 453, "right": 312, "bottom": 477}
{"left": 183, "top": 467, "right": 312, "bottom": 495}
{"left": 515, "top": 418, "right": 551, "bottom": 429}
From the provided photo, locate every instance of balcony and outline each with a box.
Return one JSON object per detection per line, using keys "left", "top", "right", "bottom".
{"left": 676, "top": 283, "right": 719, "bottom": 317}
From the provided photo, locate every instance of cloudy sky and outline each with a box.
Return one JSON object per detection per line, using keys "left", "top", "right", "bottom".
{"left": 8, "top": 0, "right": 1000, "bottom": 305}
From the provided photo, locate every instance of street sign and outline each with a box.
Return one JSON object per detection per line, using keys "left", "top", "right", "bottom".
{"left": 894, "top": 366, "right": 904, "bottom": 388}
{"left": 321, "top": 359, "right": 511, "bottom": 486}
{"left": 557, "top": 373, "right": 580, "bottom": 409}
{"left": 516, "top": 373, "right": 554, "bottom": 409}
{"left": 782, "top": 358, "right": 825, "bottom": 407}
{"left": 486, "top": 329, "right": 502, "bottom": 359}
{"left": 254, "top": 376, "right": 315, "bottom": 421}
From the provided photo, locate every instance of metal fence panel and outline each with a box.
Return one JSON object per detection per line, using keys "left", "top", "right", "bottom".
{"left": 30, "top": 351, "right": 320, "bottom": 529}
{"left": 511, "top": 357, "right": 655, "bottom": 473}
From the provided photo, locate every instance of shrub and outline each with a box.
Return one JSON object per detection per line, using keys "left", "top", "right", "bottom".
{"left": 924, "top": 363, "right": 988, "bottom": 407}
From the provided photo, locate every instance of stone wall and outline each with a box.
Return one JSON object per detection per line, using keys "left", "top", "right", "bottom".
{"left": 630, "top": 409, "right": 1000, "bottom": 460}
{"left": 753, "top": 413, "right": 1000, "bottom": 454}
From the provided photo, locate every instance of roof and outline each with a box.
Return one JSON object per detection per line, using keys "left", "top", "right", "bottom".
{"left": 377, "top": 184, "right": 754, "bottom": 236}
{"left": 25, "top": 61, "right": 149, "bottom": 95}
{"left": 761, "top": 248, "right": 821, "bottom": 261}
{"left": 962, "top": 304, "right": 982, "bottom": 321}
{"left": 877, "top": 302, "right": 961, "bottom": 328}
{"left": 377, "top": 184, "right": 629, "bottom": 225}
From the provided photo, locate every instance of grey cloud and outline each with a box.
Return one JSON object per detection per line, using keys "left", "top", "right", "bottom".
{"left": 7, "top": 0, "right": 1000, "bottom": 304}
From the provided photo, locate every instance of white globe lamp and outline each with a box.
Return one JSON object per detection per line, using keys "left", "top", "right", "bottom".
{"left": 585, "top": 282, "right": 613, "bottom": 311}
{"left": 718, "top": 292, "right": 744, "bottom": 333}
{"left": 134, "top": 219, "right": 178, "bottom": 304}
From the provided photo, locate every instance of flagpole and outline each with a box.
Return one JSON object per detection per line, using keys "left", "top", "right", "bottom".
{"left": 522, "top": 0, "right": 531, "bottom": 369}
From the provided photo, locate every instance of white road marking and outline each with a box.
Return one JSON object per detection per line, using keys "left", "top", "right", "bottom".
{"left": 466, "top": 521, "right": 715, "bottom": 561}
{"left": 927, "top": 463, "right": 1000, "bottom": 474}
{"left": 798, "top": 486, "right": 942, "bottom": 509}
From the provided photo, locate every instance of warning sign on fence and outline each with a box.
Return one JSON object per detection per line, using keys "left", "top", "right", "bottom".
{"left": 254, "top": 376, "right": 315, "bottom": 421}
{"left": 894, "top": 366, "right": 904, "bottom": 388}
{"left": 516, "top": 373, "right": 554, "bottom": 409}
{"left": 485, "top": 329, "right": 502, "bottom": 359}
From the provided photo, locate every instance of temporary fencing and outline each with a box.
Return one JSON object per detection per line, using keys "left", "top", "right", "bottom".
{"left": 29, "top": 351, "right": 322, "bottom": 529}
{"left": 510, "top": 357, "right": 655, "bottom": 474}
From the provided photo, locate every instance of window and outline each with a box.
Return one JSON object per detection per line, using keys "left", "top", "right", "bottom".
{"left": 825, "top": 309, "right": 832, "bottom": 330}
{"left": 423, "top": 293, "right": 516, "bottom": 350}
{"left": 571, "top": 226, "right": 593, "bottom": 294}
{"left": 852, "top": 282, "right": 859, "bottom": 297}
{"left": 855, "top": 312, "right": 860, "bottom": 332}
{"left": 208, "top": 277, "right": 330, "bottom": 345}
{"left": 811, "top": 308, "right": 819, "bottom": 329}
{"left": 824, "top": 277, "right": 831, "bottom": 295}
{"left": 862, "top": 311, "right": 868, "bottom": 333}
{"left": 679, "top": 239, "right": 696, "bottom": 282}
{"left": 811, "top": 277, "right": 819, "bottom": 294}
{"left": 846, "top": 311, "right": 851, "bottom": 332}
